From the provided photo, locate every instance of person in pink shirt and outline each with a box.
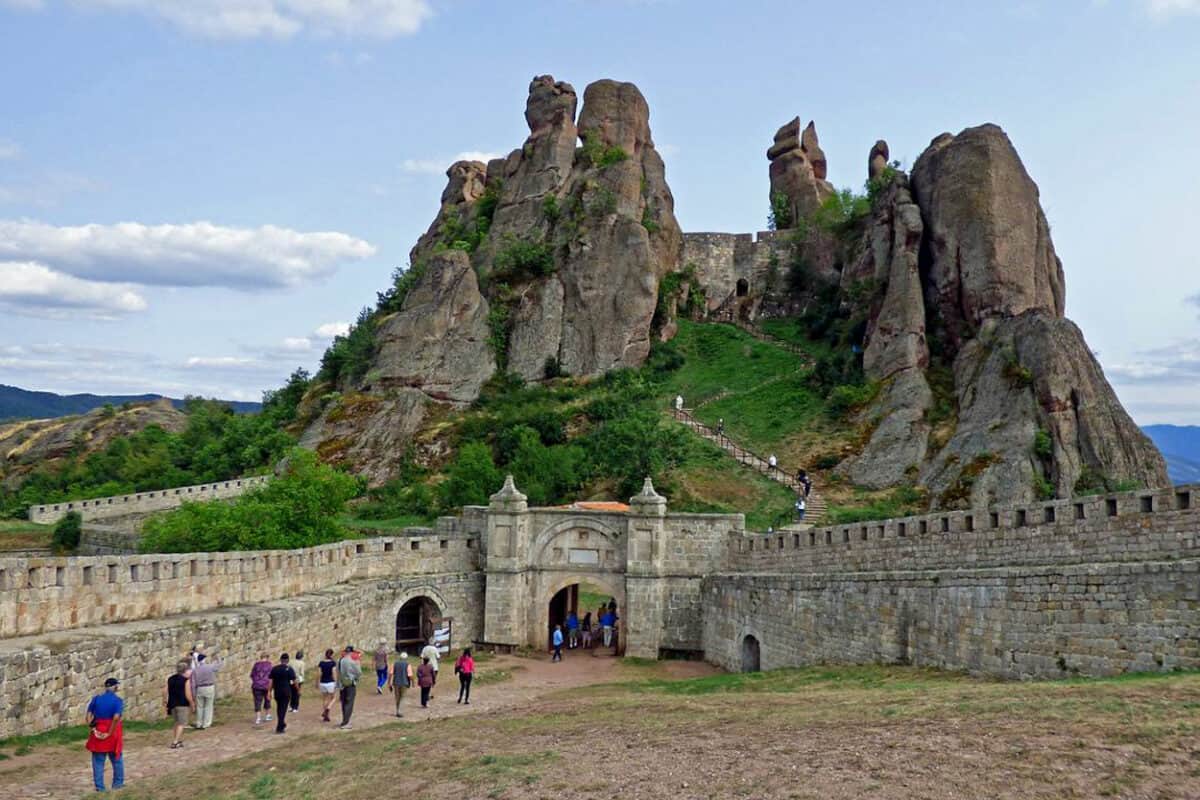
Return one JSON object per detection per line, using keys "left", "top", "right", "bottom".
{"left": 455, "top": 648, "right": 475, "bottom": 705}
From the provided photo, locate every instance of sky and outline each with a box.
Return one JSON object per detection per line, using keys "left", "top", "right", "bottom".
{"left": 0, "top": 0, "right": 1198, "bottom": 424}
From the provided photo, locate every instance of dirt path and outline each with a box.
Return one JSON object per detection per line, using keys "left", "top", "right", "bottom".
{"left": 1, "top": 650, "right": 713, "bottom": 799}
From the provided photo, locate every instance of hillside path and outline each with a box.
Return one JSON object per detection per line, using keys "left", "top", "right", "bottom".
{"left": 668, "top": 406, "right": 826, "bottom": 524}
{"left": 1, "top": 651, "right": 714, "bottom": 799}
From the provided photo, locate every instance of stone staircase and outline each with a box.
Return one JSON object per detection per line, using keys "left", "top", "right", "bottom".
{"left": 668, "top": 407, "right": 827, "bottom": 525}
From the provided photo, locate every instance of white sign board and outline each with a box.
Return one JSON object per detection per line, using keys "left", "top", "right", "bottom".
{"left": 568, "top": 548, "right": 600, "bottom": 565}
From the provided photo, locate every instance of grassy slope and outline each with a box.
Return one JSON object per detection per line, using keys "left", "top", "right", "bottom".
{"left": 119, "top": 665, "right": 1200, "bottom": 800}
{"left": 0, "top": 519, "right": 52, "bottom": 551}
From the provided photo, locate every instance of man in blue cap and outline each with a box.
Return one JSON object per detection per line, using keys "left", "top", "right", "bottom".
{"left": 85, "top": 677, "right": 125, "bottom": 792}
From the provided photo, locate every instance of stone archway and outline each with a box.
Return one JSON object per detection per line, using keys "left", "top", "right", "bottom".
{"left": 736, "top": 277, "right": 749, "bottom": 297}
{"left": 741, "top": 634, "right": 761, "bottom": 672}
{"left": 386, "top": 586, "right": 452, "bottom": 654}
{"left": 538, "top": 572, "right": 626, "bottom": 654}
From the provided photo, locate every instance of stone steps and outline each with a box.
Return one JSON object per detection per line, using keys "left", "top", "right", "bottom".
{"left": 667, "top": 408, "right": 826, "bottom": 525}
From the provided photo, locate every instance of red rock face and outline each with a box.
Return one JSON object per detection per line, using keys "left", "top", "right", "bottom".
{"left": 910, "top": 124, "right": 1065, "bottom": 347}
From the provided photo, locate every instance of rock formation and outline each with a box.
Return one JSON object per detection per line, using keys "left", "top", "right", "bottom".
{"left": 846, "top": 124, "right": 1166, "bottom": 505}
{"left": 302, "top": 75, "right": 681, "bottom": 484}
{"left": 767, "top": 117, "right": 834, "bottom": 227}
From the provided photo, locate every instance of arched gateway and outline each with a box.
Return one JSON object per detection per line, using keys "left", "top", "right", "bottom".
{"left": 478, "top": 476, "right": 739, "bottom": 660}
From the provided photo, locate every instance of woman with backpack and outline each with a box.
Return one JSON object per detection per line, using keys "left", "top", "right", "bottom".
{"left": 455, "top": 648, "right": 475, "bottom": 705}
{"left": 390, "top": 651, "right": 414, "bottom": 717}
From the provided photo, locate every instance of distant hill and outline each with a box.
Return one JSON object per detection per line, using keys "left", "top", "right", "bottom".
{"left": 0, "top": 384, "right": 260, "bottom": 422}
{"left": 1141, "top": 425, "right": 1200, "bottom": 485}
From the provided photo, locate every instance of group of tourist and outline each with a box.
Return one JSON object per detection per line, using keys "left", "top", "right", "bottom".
{"left": 83, "top": 640, "right": 477, "bottom": 792}
{"left": 553, "top": 598, "right": 620, "bottom": 662}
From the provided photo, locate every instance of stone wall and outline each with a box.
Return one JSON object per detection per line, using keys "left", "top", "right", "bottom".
{"left": 681, "top": 231, "right": 792, "bottom": 313}
{"left": 28, "top": 475, "right": 272, "bottom": 525}
{"left": 729, "top": 485, "right": 1198, "bottom": 573}
{"left": 704, "top": 483, "right": 1200, "bottom": 678}
{"left": 0, "top": 572, "right": 484, "bottom": 737}
{"left": 0, "top": 513, "right": 484, "bottom": 639}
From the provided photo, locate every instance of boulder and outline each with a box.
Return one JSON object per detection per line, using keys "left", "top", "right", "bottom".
{"left": 868, "top": 140, "right": 889, "bottom": 181}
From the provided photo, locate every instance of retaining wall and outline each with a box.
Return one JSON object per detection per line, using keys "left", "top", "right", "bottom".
{"left": 28, "top": 475, "right": 272, "bottom": 525}
{"left": 0, "top": 572, "right": 484, "bottom": 737}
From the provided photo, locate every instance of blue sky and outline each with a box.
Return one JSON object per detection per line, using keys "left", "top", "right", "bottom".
{"left": 1, "top": 0, "right": 1198, "bottom": 423}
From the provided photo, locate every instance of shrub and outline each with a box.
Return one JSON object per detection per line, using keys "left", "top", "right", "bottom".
{"left": 812, "top": 188, "right": 871, "bottom": 241}
{"left": 581, "top": 131, "right": 628, "bottom": 168}
{"left": 768, "top": 190, "right": 793, "bottom": 231}
{"left": 541, "top": 194, "right": 560, "bottom": 223}
{"left": 1002, "top": 354, "right": 1034, "bottom": 388}
{"left": 1033, "top": 429, "right": 1053, "bottom": 461}
{"left": 51, "top": 511, "right": 82, "bottom": 552}
{"left": 486, "top": 285, "right": 515, "bottom": 367}
{"left": 492, "top": 236, "right": 555, "bottom": 283}
{"left": 1034, "top": 473, "right": 1056, "bottom": 500}
{"left": 825, "top": 382, "right": 878, "bottom": 418}
{"left": 585, "top": 408, "right": 688, "bottom": 498}
{"left": 641, "top": 205, "right": 660, "bottom": 233}
{"left": 438, "top": 442, "right": 503, "bottom": 511}
{"left": 376, "top": 260, "right": 428, "bottom": 315}
{"left": 139, "top": 450, "right": 359, "bottom": 553}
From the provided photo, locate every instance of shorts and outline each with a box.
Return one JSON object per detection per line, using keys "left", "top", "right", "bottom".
{"left": 170, "top": 706, "right": 189, "bottom": 724}
{"left": 319, "top": 681, "right": 337, "bottom": 694}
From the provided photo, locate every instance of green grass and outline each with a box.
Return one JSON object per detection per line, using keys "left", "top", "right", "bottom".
{"left": 0, "top": 718, "right": 171, "bottom": 758}
{"left": 690, "top": 371, "right": 823, "bottom": 452}
{"left": 0, "top": 518, "right": 53, "bottom": 551}
{"left": 339, "top": 514, "right": 432, "bottom": 533}
{"left": 668, "top": 436, "right": 797, "bottom": 528}
{"left": 824, "top": 485, "right": 927, "bottom": 524}
{"left": 659, "top": 320, "right": 810, "bottom": 406}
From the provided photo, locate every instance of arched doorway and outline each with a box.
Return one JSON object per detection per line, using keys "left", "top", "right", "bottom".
{"left": 547, "top": 580, "right": 623, "bottom": 655}
{"left": 736, "top": 278, "right": 749, "bottom": 297}
{"left": 396, "top": 596, "right": 441, "bottom": 653}
{"left": 741, "top": 634, "right": 761, "bottom": 672}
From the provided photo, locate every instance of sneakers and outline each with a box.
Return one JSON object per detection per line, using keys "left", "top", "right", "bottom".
{"left": 264, "top": 714, "right": 272, "bottom": 722}
{"left": 337, "top": 723, "right": 352, "bottom": 730}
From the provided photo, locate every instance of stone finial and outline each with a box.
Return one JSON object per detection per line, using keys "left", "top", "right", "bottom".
{"left": 629, "top": 476, "right": 667, "bottom": 515}
{"left": 489, "top": 474, "right": 528, "bottom": 512}
{"left": 868, "top": 140, "right": 890, "bottom": 181}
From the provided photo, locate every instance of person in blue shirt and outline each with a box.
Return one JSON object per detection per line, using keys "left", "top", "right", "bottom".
{"left": 600, "top": 609, "right": 618, "bottom": 648}
{"left": 551, "top": 625, "right": 564, "bottom": 662}
{"left": 565, "top": 610, "right": 579, "bottom": 649}
{"left": 85, "top": 677, "right": 125, "bottom": 792}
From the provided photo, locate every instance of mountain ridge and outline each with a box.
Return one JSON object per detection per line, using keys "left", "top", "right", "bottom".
{"left": 0, "top": 384, "right": 260, "bottom": 422}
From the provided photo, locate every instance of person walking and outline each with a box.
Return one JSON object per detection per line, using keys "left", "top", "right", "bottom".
{"left": 551, "top": 625, "right": 564, "bottom": 662}
{"left": 290, "top": 650, "right": 305, "bottom": 712}
{"left": 768, "top": 453, "right": 778, "bottom": 475}
{"left": 581, "top": 611, "right": 593, "bottom": 649}
{"left": 416, "top": 656, "right": 435, "bottom": 708}
{"left": 600, "top": 608, "right": 617, "bottom": 648}
{"left": 250, "top": 652, "right": 273, "bottom": 726}
{"left": 268, "top": 654, "right": 297, "bottom": 734}
{"left": 373, "top": 642, "right": 390, "bottom": 695}
{"left": 455, "top": 648, "right": 475, "bottom": 704}
{"left": 795, "top": 493, "right": 807, "bottom": 522}
{"left": 164, "top": 660, "right": 194, "bottom": 749}
{"left": 191, "top": 652, "right": 220, "bottom": 730}
{"left": 317, "top": 648, "right": 338, "bottom": 722}
{"left": 566, "top": 610, "right": 579, "bottom": 649}
{"left": 390, "top": 652, "right": 413, "bottom": 717}
{"left": 420, "top": 639, "right": 440, "bottom": 698}
{"left": 337, "top": 645, "right": 362, "bottom": 729}
{"left": 717, "top": 418, "right": 725, "bottom": 436}
{"left": 86, "top": 677, "right": 125, "bottom": 792}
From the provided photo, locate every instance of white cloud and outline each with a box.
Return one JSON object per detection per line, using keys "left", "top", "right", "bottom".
{"left": 1106, "top": 338, "right": 1200, "bottom": 385}
{"left": 185, "top": 355, "right": 264, "bottom": 369}
{"left": 1144, "top": 0, "right": 1200, "bottom": 16}
{"left": 12, "top": 0, "right": 432, "bottom": 39}
{"left": 315, "top": 321, "right": 350, "bottom": 338}
{"left": 0, "top": 219, "right": 376, "bottom": 289}
{"left": 401, "top": 151, "right": 503, "bottom": 175}
{"left": 0, "top": 260, "right": 147, "bottom": 319}
{"left": 280, "top": 336, "right": 313, "bottom": 352}
{"left": 0, "top": 139, "right": 20, "bottom": 160}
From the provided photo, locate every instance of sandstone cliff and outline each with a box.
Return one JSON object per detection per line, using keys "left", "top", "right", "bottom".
{"left": 844, "top": 124, "right": 1166, "bottom": 506}
{"left": 303, "top": 75, "right": 681, "bottom": 484}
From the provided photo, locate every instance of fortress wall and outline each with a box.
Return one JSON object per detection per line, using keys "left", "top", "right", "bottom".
{"left": 28, "top": 475, "right": 272, "bottom": 525}
{"left": 702, "top": 559, "right": 1200, "bottom": 679}
{"left": 0, "top": 572, "right": 484, "bottom": 738}
{"left": 0, "top": 517, "right": 483, "bottom": 639}
{"left": 681, "top": 231, "right": 791, "bottom": 310}
{"left": 728, "top": 485, "right": 1198, "bottom": 573}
